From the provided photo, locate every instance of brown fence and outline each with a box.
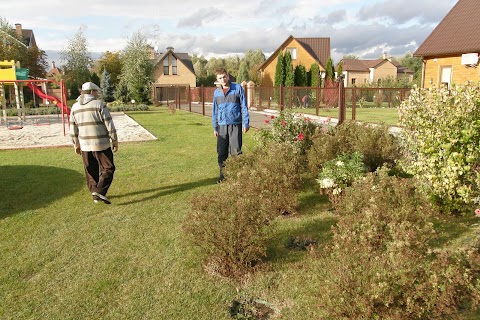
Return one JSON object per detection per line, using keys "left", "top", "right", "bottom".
{"left": 155, "top": 84, "right": 411, "bottom": 124}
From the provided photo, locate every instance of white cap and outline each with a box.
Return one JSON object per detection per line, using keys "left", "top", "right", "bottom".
{"left": 81, "top": 82, "right": 101, "bottom": 91}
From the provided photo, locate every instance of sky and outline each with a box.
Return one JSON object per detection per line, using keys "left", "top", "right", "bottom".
{"left": 1, "top": 0, "right": 458, "bottom": 66}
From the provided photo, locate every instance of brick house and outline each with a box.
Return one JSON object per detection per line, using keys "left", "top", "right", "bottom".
{"left": 14, "top": 23, "right": 37, "bottom": 49}
{"left": 414, "top": 0, "right": 480, "bottom": 88}
{"left": 339, "top": 55, "right": 414, "bottom": 87}
{"left": 151, "top": 47, "right": 196, "bottom": 102}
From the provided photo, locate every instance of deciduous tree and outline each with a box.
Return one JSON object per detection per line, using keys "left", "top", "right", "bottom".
{"left": 116, "top": 31, "right": 154, "bottom": 103}
{"left": 96, "top": 51, "right": 122, "bottom": 86}
{"left": 60, "top": 27, "right": 93, "bottom": 96}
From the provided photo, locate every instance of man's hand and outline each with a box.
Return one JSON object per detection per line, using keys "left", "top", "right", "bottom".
{"left": 243, "top": 127, "right": 249, "bottom": 133}
{"left": 111, "top": 140, "right": 119, "bottom": 152}
{"left": 74, "top": 145, "right": 81, "bottom": 155}
{"left": 214, "top": 131, "right": 218, "bottom": 137}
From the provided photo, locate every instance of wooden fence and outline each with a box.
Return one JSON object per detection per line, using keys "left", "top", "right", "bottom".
{"left": 154, "top": 83, "right": 411, "bottom": 125}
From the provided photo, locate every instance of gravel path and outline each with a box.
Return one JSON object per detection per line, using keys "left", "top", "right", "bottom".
{"left": 0, "top": 112, "right": 157, "bottom": 150}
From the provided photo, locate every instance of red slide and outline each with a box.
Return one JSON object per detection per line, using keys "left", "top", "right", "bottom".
{"left": 26, "top": 83, "right": 70, "bottom": 115}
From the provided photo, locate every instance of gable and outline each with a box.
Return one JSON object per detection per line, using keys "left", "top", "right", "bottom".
{"left": 259, "top": 35, "right": 330, "bottom": 71}
{"left": 414, "top": 0, "right": 480, "bottom": 57}
{"left": 153, "top": 50, "right": 196, "bottom": 75}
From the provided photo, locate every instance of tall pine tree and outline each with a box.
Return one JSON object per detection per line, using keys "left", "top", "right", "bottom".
{"left": 274, "top": 51, "right": 284, "bottom": 87}
{"left": 101, "top": 68, "right": 115, "bottom": 102}
{"left": 284, "top": 51, "right": 294, "bottom": 87}
{"left": 310, "top": 63, "right": 320, "bottom": 87}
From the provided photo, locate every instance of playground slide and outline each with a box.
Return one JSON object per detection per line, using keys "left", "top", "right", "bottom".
{"left": 26, "top": 83, "right": 70, "bottom": 115}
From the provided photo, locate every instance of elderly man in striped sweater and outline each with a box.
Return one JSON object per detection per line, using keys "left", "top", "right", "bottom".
{"left": 70, "top": 82, "right": 118, "bottom": 204}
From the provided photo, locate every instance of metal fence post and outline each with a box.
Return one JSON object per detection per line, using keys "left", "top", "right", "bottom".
{"left": 337, "top": 75, "right": 346, "bottom": 125}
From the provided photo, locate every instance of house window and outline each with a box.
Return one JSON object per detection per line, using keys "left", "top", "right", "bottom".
{"left": 286, "top": 47, "right": 297, "bottom": 59}
{"left": 351, "top": 78, "right": 356, "bottom": 86}
{"left": 163, "top": 58, "right": 169, "bottom": 75}
{"left": 172, "top": 56, "right": 177, "bottom": 75}
{"left": 440, "top": 66, "right": 452, "bottom": 89}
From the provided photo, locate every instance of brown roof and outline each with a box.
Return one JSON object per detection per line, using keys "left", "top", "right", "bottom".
{"left": 21, "top": 29, "right": 36, "bottom": 48}
{"left": 414, "top": 0, "right": 480, "bottom": 57}
{"left": 153, "top": 49, "right": 196, "bottom": 75}
{"left": 258, "top": 35, "right": 331, "bottom": 71}
{"left": 341, "top": 59, "right": 387, "bottom": 71}
{"left": 295, "top": 37, "right": 331, "bottom": 69}
{"left": 391, "top": 61, "right": 414, "bottom": 74}
{"left": 340, "top": 58, "right": 413, "bottom": 74}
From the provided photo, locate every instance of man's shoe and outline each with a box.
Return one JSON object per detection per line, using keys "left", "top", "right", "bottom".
{"left": 92, "top": 192, "right": 111, "bottom": 204}
{"left": 93, "top": 195, "right": 100, "bottom": 203}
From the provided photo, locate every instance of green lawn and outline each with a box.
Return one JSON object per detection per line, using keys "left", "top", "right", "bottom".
{"left": 292, "top": 107, "right": 401, "bottom": 126}
{"left": 0, "top": 109, "right": 478, "bottom": 319}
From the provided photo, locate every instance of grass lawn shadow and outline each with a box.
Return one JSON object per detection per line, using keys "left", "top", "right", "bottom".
{"left": 267, "top": 215, "right": 337, "bottom": 265}
{"left": 112, "top": 177, "right": 216, "bottom": 205}
{"left": 0, "top": 165, "right": 84, "bottom": 219}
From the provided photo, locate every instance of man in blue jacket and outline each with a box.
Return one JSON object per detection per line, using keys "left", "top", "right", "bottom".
{"left": 212, "top": 67, "right": 250, "bottom": 183}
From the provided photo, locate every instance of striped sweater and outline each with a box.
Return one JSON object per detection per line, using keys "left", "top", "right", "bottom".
{"left": 69, "top": 94, "right": 117, "bottom": 152}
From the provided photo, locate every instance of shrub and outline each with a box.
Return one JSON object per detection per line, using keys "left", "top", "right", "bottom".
{"left": 254, "top": 109, "right": 318, "bottom": 156}
{"left": 184, "top": 142, "right": 303, "bottom": 279}
{"left": 106, "top": 103, "right": 149, "bottom": 112}
{"left": 224, "top": 142, "right": 303, "bottom": 217}
{"left": 316, "top": 169, "right": 480, "bottom": 319}
{"left": 399, "top": 83, "right": 480, "bottom": 213}
{"left": 185, "top": 180, "right": 269, "bottom": 279}
{"left": 316, "top": 151, "right": 367, "bottom": 203}
{"left": 307, "top": 120, "right": 401, "bottom": 175}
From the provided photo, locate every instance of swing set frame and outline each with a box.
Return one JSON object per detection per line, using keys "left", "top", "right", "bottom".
{"left": 0, "top": 79, "right": 69, "bottom": 134}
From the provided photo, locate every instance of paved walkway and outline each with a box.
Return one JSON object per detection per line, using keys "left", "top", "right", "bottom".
{"left": 182, "top": 103, "right": 403, "bottom": 136}
{"left": 181, "top": 103, "right": 339, "bottom": 129}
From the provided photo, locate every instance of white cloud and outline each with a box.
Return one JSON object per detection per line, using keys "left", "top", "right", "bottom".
{"left": 2, "top": 0, "right": 459, "bottom": 65}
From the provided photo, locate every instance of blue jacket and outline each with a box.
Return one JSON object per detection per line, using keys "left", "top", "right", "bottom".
{"left": 212, "top": 82, "right": 250, "bottom": 129}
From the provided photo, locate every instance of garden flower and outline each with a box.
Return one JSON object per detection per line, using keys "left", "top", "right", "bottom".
{"left": 336, "top": 160, "right": 344, "bottom": 167}
{"left": 271, "top": 115, "right": 275, "bottom": 119}
{"left": 317, "top": 178, "right": 335, "bottom": 189}
{"left": 281, "top": 120, "right": 286, "bottom": 127}
{"left": 264, "top": 119, "right": 269, "bottom": 124}
{"left": 297, "top": 133, "right": 305, "bottom": 141}
{"left": 475, "top": 208, "right": 480, "bottom": 217}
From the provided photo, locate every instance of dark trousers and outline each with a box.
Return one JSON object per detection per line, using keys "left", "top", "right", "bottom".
{"left": 81, "top": 148, "right": 115, "bottom": 196}
{"left": 217, "top": 124, "right": 242, "bottom": 179}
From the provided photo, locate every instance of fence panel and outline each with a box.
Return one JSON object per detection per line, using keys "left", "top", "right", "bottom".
{"left": 159, "top": 85, "right": 412, "bottom": 121}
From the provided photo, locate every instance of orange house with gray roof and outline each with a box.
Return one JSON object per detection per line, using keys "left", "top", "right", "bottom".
{"left": 414, "top": 0, "right": 480, "bottom": 88}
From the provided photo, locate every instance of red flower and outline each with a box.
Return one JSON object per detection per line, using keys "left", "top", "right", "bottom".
{"left": 305, "top": 117, "right": 311, "bottom": 122}
{"left": 297, "top": 133, "right": 305, "bottom": 141}
{"left": 264, "top": 119, "right": 269, "bottom": 124}
{"left": 281, "top": 120, "right": 286, "bottom": 127}
{"left": 270, "top": 115, "right": 275, "bottom": 119}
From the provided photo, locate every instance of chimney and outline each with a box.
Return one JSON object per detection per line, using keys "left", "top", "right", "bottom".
{"left": 52, "top": 61, "right": 56, "bottom": 69}
{"left": 166, "top": 46, "right": 174, "bottom": 51}
{"left": 15, "top": 23, "right": 22, "bottom": 37}
{"left": 383, "top": 51, "right": 387, "bottom": 59}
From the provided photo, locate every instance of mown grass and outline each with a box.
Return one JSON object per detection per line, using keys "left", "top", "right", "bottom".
{"left": 0, "top": 108, "right": 478, "bottom": 319}
{"left": 292, "top": 107, "right": 400, "bottom": 125}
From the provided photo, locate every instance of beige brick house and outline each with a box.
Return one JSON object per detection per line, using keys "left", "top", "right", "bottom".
{"left": 258, "top": 35, "right": 331, "bottom": 87}
{"left": 414, "top": 0, "right": 480, "bottom": 88}
{"left": 151, "top": 47, "right": 196, "bottom": 102}
{"left": 339, "top": 56, "right": 414, "bottom": 87}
